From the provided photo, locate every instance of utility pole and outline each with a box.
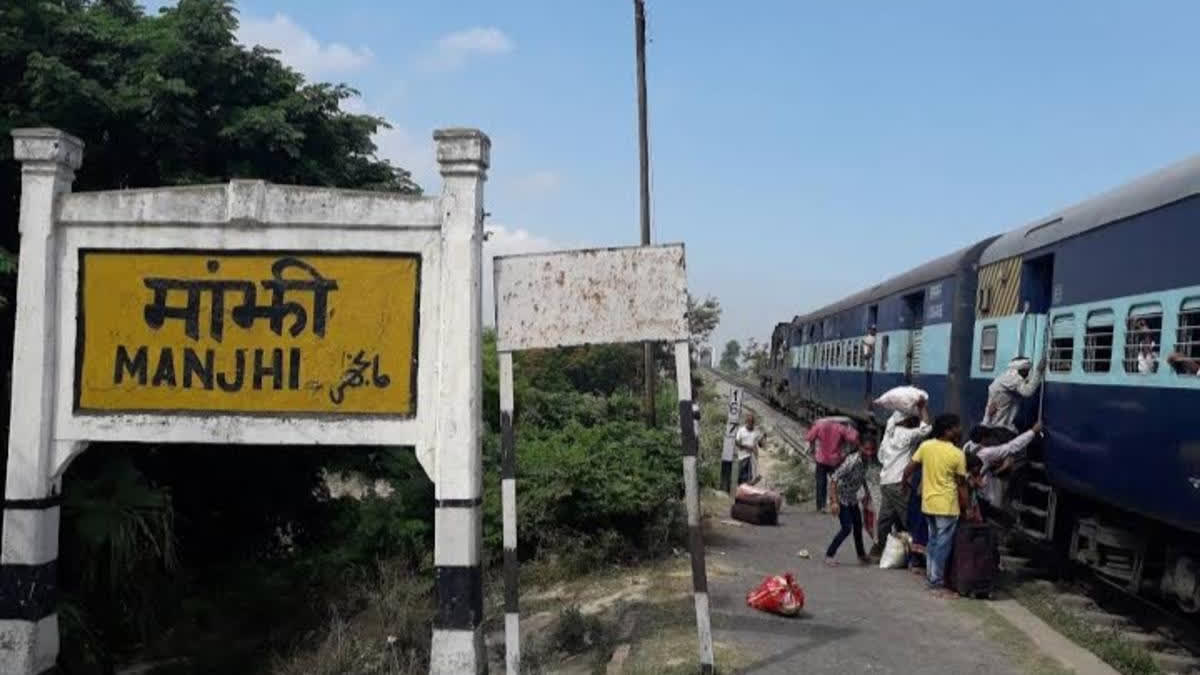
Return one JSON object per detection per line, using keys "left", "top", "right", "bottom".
{"left": 634, "top": 0, "right": 656, "bottom": 427}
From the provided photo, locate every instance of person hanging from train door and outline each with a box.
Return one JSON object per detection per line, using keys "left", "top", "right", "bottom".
{"left": 982, "top": 356, "right": 1046, "bottom": 432}
{"left": 862, "top": 325, "right": 878, "bottom": 408}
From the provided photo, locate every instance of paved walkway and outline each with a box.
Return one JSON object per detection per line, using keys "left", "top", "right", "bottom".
{"left": 702, "top": 377, "right": 1049, "bottom": 674}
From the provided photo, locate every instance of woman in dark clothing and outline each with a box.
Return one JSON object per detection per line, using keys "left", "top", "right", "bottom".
{"left": 906, "top": 465, "right": 928, "bottom": 572}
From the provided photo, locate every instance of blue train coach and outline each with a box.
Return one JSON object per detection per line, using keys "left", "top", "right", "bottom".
{"left": 761, "top": 154, "right": 1200, "bottom": 612}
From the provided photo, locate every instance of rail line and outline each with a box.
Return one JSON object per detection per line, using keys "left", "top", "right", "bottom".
{"left": 701, "top": 366, "right": 1200, "bottom": 674}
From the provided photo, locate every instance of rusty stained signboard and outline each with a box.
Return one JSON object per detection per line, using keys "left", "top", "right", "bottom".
{"left": 75, "top": 250, "right": 419, "bottom": 415}
{"left": 493, "top": 243, "right": 688, "bottom": 352}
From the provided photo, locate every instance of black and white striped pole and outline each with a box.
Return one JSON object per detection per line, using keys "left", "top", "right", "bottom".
{"left": 493, "top": 244, "right": 713, "bottom": 673}
{"left": 498, "top": 351, "right": 520, "bottom": 673}
{"left": 674, "top": 341, "right": 715, "bottom": 673}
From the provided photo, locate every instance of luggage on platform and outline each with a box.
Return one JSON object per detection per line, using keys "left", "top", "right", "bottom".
{"left": 946, "top": 521, "right": 999, "bottom": 598}
{"left": 736, "top": 484, "right": 783, "bottom": 510}
{"left": 731, "top": 499, "right": 778, "bottom": 526}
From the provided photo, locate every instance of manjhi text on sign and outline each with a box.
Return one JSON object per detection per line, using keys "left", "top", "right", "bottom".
{"left": 76, "top": 251, "right": 418, "bottom": 415}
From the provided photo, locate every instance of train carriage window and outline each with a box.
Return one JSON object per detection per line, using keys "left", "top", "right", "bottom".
{"left": 880, "top": 335, "right": 890, "bottom": 370}
{"left": 1083, "top": 309, "right": 1115, "bottom": 373}
{"left": 1177, "top": 298, "right": 1200, "bottom": 361}
{"left": 1124, "top": 303, "right": 1162, "bottom": 374}
{"left": 1049, "top": 314, "right": 1075, "bottom": 372}
{"left": 835, "top": 342, "right": 843, "bottom": 366}
{"left": 980, "top": 325, "right": 998, "bottom": 371}
{"left": 852, "top": 339, "right": 859, "bottom": 368}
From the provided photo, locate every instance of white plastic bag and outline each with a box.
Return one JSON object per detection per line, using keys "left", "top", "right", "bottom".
{"left": 873, "top": 386, "right": 928, "bottom": 415}
{"left": 879, "top": 532, "right": 911, "bottom": 569}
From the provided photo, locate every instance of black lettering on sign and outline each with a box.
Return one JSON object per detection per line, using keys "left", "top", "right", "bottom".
{"left": 183, "top": 348, "right": 214, "bottom": 390}
{"left": 217, "top": 350, "right": 245, "bottom": 392}
{"left": 329, "top": 351, "right": 391, "bottom": 405}
{"left": 152, "top": 347, "right": 176, "bottom": 387}
{"left": 110, "top": 346, "right": 307, "bottom": 393}
{"left": 113, "top": 345, "right": 148, "bottom": 385}
{"left": 253, "top": 348, "right": 284, "bottom": 391}
{"left": 142, "top": 257, "right": 338, "bottom": 342}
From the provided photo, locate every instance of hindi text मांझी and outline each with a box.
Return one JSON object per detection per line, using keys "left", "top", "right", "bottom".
{"left": 76, "top": 251, "right": 419, "bottom": 416}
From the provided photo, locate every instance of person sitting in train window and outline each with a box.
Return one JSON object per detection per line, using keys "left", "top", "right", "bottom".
{"left": 982, "top": 356, "right": 1046, "bottom": 432}
{"left": 862, "top": 325, "right": 877, "bottom": 365}
{"left": 1131, "top": 319, "right": 1159, "bottom": 374}
{"left": 1167, "top": 351, "right": 1200, "bottom": 375}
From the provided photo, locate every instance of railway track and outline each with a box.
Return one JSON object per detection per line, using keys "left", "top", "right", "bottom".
{"left": 701, "top": 367, "right": 1200, "bottom": 674}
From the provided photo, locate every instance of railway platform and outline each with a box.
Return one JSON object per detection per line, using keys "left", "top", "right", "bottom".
{"left": 703, "top": 374, "right": 1121, "bottom": 675}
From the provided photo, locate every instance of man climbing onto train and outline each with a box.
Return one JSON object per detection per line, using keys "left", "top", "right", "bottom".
{"left": 982, "top": 356, "right": 1046, "bottom": 432}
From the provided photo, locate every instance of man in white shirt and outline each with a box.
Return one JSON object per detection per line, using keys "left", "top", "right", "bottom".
{"left": 983, "top": 356, "right": 1045, "bottom": 431}
{"left": 735, "top": 413, "right": 764, "bottom": 485}
{"left": 869, "top": 400, "right": 931, "bottom": 557}
{"left": 862, "top": 325, "right": 877, "bottom": 367}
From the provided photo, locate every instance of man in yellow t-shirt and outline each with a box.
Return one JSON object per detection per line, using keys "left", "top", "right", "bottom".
{"left": 902, "top": 413, "right": 967, "bottom": 592}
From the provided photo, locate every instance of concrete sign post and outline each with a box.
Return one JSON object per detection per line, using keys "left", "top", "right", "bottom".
{"left": 493, "top": 244, "right": 714, "bottom": 674}
{"left": 0, "top": 127, "right": 491, "bottom": 674}
{"left": 720, "top": 387, "right": 742, "bottom": 493}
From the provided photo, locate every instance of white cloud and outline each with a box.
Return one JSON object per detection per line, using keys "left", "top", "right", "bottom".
{"left": 422, "top": 27, "right": 514, "bottom": 72}
{"left": 340, "top": 96, "right": 437, "bottom": 189}
{"left": 514, "top": 170, "right": 562, "bottom": 197}
{"left": 238, "top": 13, "right": 373, "bottom": 78}
{"left": 482, "top": 225, "right": 563, "bottom": 325}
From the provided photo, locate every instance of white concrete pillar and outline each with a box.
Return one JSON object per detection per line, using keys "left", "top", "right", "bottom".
{"left": 1, "top": 128, "right": 83, "bottom": 675}
{"left": 430, "top": 128, "right": 490, "bottom": 675}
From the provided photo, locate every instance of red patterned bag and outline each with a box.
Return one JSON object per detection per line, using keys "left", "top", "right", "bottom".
{"left": 746, "top": 573, "right": 805, "bottom": 616}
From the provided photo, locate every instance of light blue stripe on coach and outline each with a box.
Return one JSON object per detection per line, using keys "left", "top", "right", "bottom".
{"left": 787, "top": 322, "right": 951, "bottom": 376}
{"left": 970, "top": 284, "right": 1200, "bottom": 390}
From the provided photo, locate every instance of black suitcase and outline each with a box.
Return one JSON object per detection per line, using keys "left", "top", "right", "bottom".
{"left": 947, "top": 522, "right": 999, "bottom": 598}
{"left": 735, "top": 492, "right": 778, "bottom": 508}
{"left": 731, "top": 500, "right": 778, "bottom": 525}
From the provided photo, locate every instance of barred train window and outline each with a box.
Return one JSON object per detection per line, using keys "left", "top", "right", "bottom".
{"left": 880, "top": 335, "right": 890, "bottom": 371}
{"left": 980, "top": 325, "right": 998, "bottom": 371}
{"left": 1178, "top": 298, "right": 1200, "bottom": 360}
{"left": 1083, "top": 309, "right": 1114, "bottom": 373}
{"left": 1124, "top": 303, "right": 1162, "bottom": 374}
{"left": 836, "top": 342, "right": 842, "bottom": 366}
{"left": 1049, "top": 314, "right": 1075, "bottom": 372}
{"left": 852, "top": 339, "right": 859, "bottom": 368}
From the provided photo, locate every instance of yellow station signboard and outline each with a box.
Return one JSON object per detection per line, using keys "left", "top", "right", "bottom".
{"left": 76, "top": 251, "right": 419, "bottom": 416}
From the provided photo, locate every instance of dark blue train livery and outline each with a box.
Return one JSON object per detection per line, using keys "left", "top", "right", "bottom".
{"left": 761, "top": 155, "right": 1200, "bottom": 612}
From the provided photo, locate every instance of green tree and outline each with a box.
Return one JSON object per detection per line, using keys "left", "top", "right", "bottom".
{"left": 0, "top": 0, "right": 417, "bottom": 257}
{"left": 0, "top": 1, "right": 426, "bottom": 669}
{"left": 687, "top": 293, "right": 721, "bottom": 351}
{"left": 719, "top": 340, "right": 741, "bottom": 371}
{"left": 743, "top": 337, "right": 768, "bottom": 374}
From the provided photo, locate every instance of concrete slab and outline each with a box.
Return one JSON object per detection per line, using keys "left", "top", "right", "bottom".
{"left": 988, "top": 599, "right": 1121, "bottom": 675}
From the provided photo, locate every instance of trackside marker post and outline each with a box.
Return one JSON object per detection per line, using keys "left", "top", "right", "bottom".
{"left": 1, "top": 127, "right": 490, "bottom": 674}
{"left": 493, "top": 243, "right": 714, "bottom": 674}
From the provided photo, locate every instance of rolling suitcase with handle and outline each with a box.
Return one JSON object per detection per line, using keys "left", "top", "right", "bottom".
{"left": 731, "top": 499, "right": 778, "bottom": 525}
{"left": 946, "top": 521, "right": 999, "bottom": 598}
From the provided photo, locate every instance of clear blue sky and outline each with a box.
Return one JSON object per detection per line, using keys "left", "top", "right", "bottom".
{"left": 153, "top": 0, "right": 1200, "bottom": 351}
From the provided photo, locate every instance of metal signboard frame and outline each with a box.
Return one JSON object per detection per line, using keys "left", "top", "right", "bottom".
{"left": 492, "top": 243, "right": 714, "bottom": 674}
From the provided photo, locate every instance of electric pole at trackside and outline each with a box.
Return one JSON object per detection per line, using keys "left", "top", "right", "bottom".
{"left": 634, "top": 0, "right": 656, "bottom": 427}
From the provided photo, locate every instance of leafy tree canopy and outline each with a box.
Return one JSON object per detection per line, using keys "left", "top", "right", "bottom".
{"left": 719, "top": 339, "right": 741, "bottom": 371}
{"left": 0, "top": 0, "right": 418, "bottom": 257}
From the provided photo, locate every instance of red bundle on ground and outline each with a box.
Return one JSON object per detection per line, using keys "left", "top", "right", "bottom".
{"left": 746, "top": 573, "right": 805, "bottom": 616}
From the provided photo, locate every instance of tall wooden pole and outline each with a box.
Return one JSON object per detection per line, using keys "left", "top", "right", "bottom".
{"left": 635, "top": 0, "right": 656, "bottom": 427}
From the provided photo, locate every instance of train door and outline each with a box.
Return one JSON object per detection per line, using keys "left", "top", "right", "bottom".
{"left": 864, "top": 304, "right": 879, "bottom": 409}
{"left": 1013, "top": 253, "right": 1058, "bottom": 543}
{"left": 902, "top": 291, "right": 925, "bottom": 384}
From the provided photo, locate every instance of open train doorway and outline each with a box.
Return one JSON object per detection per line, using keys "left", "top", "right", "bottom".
{"left": 864, "top": 304, "right": 879, "bottom": 406}
{"left": 902, "top": 291, "right": 925, "bottom": 384}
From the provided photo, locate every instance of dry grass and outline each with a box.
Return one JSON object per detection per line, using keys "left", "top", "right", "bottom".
{"left": 270, "top": 562, "right": 432, "bottom": 675}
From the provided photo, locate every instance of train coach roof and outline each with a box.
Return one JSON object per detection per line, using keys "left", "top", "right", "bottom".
{"left": 795, "top": 238, "right": 997, "bottom": 323}
{"left": 981, "top": 153, "right": 1200, "bottom": 265}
